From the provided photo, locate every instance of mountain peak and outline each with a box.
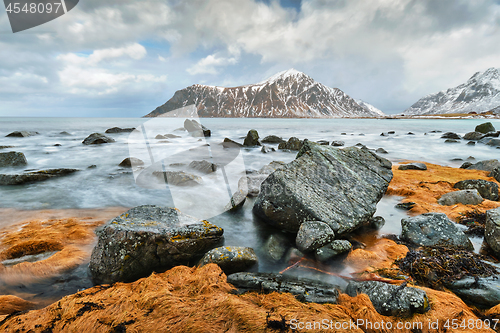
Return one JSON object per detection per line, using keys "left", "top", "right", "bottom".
{"left": 259, "top": 68, "right": 310, "bottom": 84}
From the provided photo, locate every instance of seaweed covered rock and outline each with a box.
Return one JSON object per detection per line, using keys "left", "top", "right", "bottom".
{"left": 454, "top": 179, "right": 499, "bottom": 201}
{"left": 198, "top": 246, "right": 258, "bottom": 274}
{"left": 401, "top": 213, "right": 473, "bottom": 250}
{"left": 253, "top": 141, "right": 392, "bottom": 235}
{"left": 89, "top": 205, "right": 224, "bottom": 284}
{"left": 485, "top": 207, "right": 500, "bottom": 257}
{"left": 227, "top": 272, "right": 342, "bottom": 304}
{"left": 346, "top": 281, "right": 429, "bottom": 317}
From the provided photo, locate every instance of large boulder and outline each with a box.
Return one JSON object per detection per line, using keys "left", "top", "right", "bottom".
{"left": 463, "top": 131, "right": 486, "bottom": 140}
{"left": 295, "top": 221, "right": 335, "bottom": 253}
{"left": 278, "top": 137, "right": 303, "bottom": 150}
{"left": 243, "top": 129, "right": 260, "bottom": 146}
{"left": 438, "top": 189, "right": 484, "bottom": 206}
{"left": 89, "top": 205, "right": 224, "bottom": 284}
{"left": 261, "top": 135, "right": 285, "bottom": 144}
{"left": 447, "top": 276, "right": 500, "bottom": 308}
{"left": 105, "top": 127, "right": 135, "bottom": 133}
{"left": 5, "top": 131, "right": 39, "bottom": 138}
{"left": 0, "top": 152, "right": 27, "bottom": 167}
{"left": 401, "top": 213, "right": 473, "bottom": 250}
{"left": 485, "top": 207, "right": 500, "bottom": 257}
{"left": 475, "top": 122, "right": 496, "bottom": 134}
{"left": 441, "top": 132, "right": 461, "bottom": 140}
{"left": 253, "top": 141, "right": 392, "bottom": 235}
{"left": 345, "top": 281, "right": 429, "bottom": 317}
{"left": 82, "top": 133, "right": 115, "bottom": 145}
{"left": 466, "top": 159, "right": 500, "bottom": 172}
{"left": 198, "top": 246, "right": 258, "bottom": 274}
{"left": 454, "top": 179, "right": 499, "bottom": 201}
{"left": 184, "top": 119, "right": 211, "bottom": 137}
{"left": 227, "top": 272, "right": 342, "bottom": 304}
{"left": 486, "top": 138, "right": 500, "bottom": 147}
{"left": 0, "top": 169, "right": 79, "bottom": 185}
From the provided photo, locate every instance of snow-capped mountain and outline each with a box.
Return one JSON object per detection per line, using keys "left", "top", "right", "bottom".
{"left": 355, "top": 99, "right": 385, "bottom": 117}
{"left": 404, "top": 68, "right": 500, "bottom": 115}
{"left": 145, "top": 69, "right": 382, "bottom": 118}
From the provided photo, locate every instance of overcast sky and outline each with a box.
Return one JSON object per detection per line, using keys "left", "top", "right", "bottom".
{"left": 0, "top": 0, "right": 499, "bottom": 117}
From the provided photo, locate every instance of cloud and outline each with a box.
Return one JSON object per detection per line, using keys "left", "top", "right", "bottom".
{"left": 187, "top": 47, "right": 240, "bottom": 75}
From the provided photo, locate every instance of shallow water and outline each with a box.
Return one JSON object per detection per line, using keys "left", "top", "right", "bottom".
{"left": 0, "top": 117, "right": 499, "bottom": 305}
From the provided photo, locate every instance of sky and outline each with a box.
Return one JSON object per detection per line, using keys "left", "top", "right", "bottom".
{"left": 0, "top": 0, "right": 500, "bottom": 117}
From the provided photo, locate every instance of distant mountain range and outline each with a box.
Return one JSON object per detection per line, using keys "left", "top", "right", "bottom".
{"left": 404, "top": 67, "right": 500, "bottom": 115}
{"left": 145, "top": 69, "right": 383, "bottom": 118}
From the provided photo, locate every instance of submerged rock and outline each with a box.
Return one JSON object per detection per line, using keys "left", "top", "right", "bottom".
{"left": 198, "top": 246, "right": 258, "bottom": 274}
{"left": 454, "top": 179, "right": 499, "bottom": 201}
{"left": 345, "top": 281, "right": 429, "bottom": 317}
{"left": 89, "top": 205, "right": 224, "bottom": 284}
{"left": 463, "top": 131, "right": 486, "bottom": 140}
{"left": 0, "top": 152, "right": 27, "bottom": 167}
{"left": 331, "top": 140, "right": 345, "bottom": 147}
{"left": 243, "top": 129, "right": 261, "bottom": 146}
{"left": 0, "top": 169, "right": 79, "bottom": 185}
{"left": 105, "top": 127, "right": 135, "bottom": 133}
{"left": 376, "top": 148, "right": 388, "bottom": 154}
{"left": 278, "top": 137, "right": 303, "bottom": 150}
{"left": 475, "top": 122, "right": 496, "bottom": 134}
{"left": 441, "top": 132, "right": 461, "bottom": 140}
{"left": 444, "top": 139, "right": 459, "bottom": 143}
{"left": 222, "top": 138, "right": 243, "bottom": 148}
{"left": 224, "top": 190, "right": 246, "bottom": 212}
{"left": 227, "top": 272, "right": 341, "bottom": 304}
{"left": 485, "top": 207, "right": 500, "bottom": 257}
{"left": 486, "top": 138, "right": 500, "bottom": 147}
{"left": 5, "top": 131, "right": 39, "bottom": 138}
{"left": 82, "top": 133, "right": 115, "bottom": 145}
{"left": 253, "top": 141, "right": 392, "bottom": 235}
{"left": 152, "top": 170, "right": 202, "bottom": 186}
{"left": 295, "top": 221, "right": 335, "bottom": 253}
{"left": 438, "top": 189, "right": 484, "bottom": 206}
{"left": 401, "top": 213, "right": 473, "bottom": 250}
{"left": 263, "top": 233, "right": 290, "bottom": 262}
{"left": 261, "top": 135, "right": 285, "bottom": 144}
{"left": 261, "top": 145, "right": 275, "bottom": 154}
{"left": 398, "top": 163, "right": 427, "bottom": 171}
{"left": 189, "top": 160, "right": 218, "bottom": 174}
{"left": 119, "top": 157, "right": 144, "bottom": 168}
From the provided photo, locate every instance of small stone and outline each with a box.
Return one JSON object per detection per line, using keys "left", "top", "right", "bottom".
{"left": 5, "top": 131, "right": 39, "bottom": 138}
{"left": 438, "top": 189, "right": 484, "bottom": 206}
{"left": 261, "top": 146, "right": 275, "bottom": 153}
{"left": 376, "top": 148, "right": 388, "bottom": 154}
{"left": 407, "top": 132, "right": 415, "bottom": 135}
{"left": 119, "top": 157, "right": 144, "bottom": 168}
{"left": 395, "top": 202, "right": 416, "bottom": 210}
{"left": 295, "top": 221, "right": 335, "bottom": 253}
{"left": 199, "top": 246, "right": 258, "bottom": 274}
{"left": 454, "top": 179, "right": 499, "bottom": 201}
{"left": 367, "top": 216, "right": 385, "bottom": 229}
{"left": 467, "top": 141, "right": 476, "bottom": 146}
{"left": 444, "top": 139, "right": 460, "bottom": 143}
{"left": 189, "top": 160, "right": 218, "bottom": 174}
{"left": 463, "top": 132, "right": 486, "bottom": 140}
{"left": 278, "top": 137, "right": 303, "bottom": 150}
{"left": 263, "top": 233, "right": 290, "bottom": 262}
{"left": 331, "top": 140, "right": 345, "bottom": 147}
{"left": 222, "top": 138, "right": 243, "bottom": 148}
{"left": 315, "top": 240, "right": 352, "bottom": 262}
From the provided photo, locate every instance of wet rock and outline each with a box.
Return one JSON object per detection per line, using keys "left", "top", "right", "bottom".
{"left": 491, "top": 168, "right": 500, "bottom": 182}
{"left": 184, "top": 119, "right": 211, "bottom": 137}
{"left": 82, "top": 133, "right": 115, "bottom": 145}
{"left": 189, "top": 160, "right": 218, "bottom": 174}
{"left": 398, "top": 163, "right": 427, "bottom": 171}
{"left": 401, "top": 213, "right": 474, "bottom": 250}
{"left": 155, "top": 134, "right": 167, "bottom": 139}
{"left": 253, "top": 141, "right": 392, "bottom": 235}
{"left": 261, "top": 146, "right": 275, "bottom": 154}
{"left": 380, "top": 132, "right": 388, "bottom": 136}
{"left": 446, "top": 276, "right": 500, "bottom": 308}
{"left": 445, "top": 139, "right": 460, "bottom": 143}
{"left": 238, "top": 161, "right": 285, "bottom": 197}
{"left": 407, "top": 132, "right": 415, "bottom": 135}
{"left": 164, "top": 134, "right": 181, "bottom": 138}
{"left": 59, "top": 131, "right": 71, "bottom": 136}
{"left": 315, "top": 240, "right": 352, "bottom": 262}
{"left": 263, "top": 233, "right": 290, "bottom": 262}
{"left": 105, "top": 127, "right": 135, "bottom": 134}
{"left": 89, "top": 205, "right": 224, "bottom": 284}
{"left": 460, "top": 161, "right": 473, "bottom": 169}
{"left": 316, "top": 140, "right": 329, "bottom": 145}
{"left": 485, "top": 207, "right": 500, "bottom": 257}
{"left": 198, "top": 246, "right": 258, "bottom": 274}
{"left": 261, "top": 135, "right": 285, "bottom": 144}
{"left": 224, "top": 190, "right": 246, "bottom": 212}
{"left": 463, "top": 131, "right": 486, "bottom": 140}
{"left": 88, "top": 165, "right": 97, "bottom": 169}
{"left": 0, "top": 146, "right": 15, "bottom": 149}
{"left": 441, "top": 132, "right": 461, "bottom": 140}
{"left": 119, "top": 157, "right": 144, "bottom": 168}
{"left": 331, "top": 140, "right": 345, "bottom": 147}
{"left": 53, "top": 144, "right": 62, "bottom": 147}
{"left": 395, "top": 202, "right": 416, "bottom": 210}
{"left": 466, "top": 141, "right": 476, "bottom": 146}
{"left": 486, "top": 139, "right": 500, "bottom": 147}
{"left": 0, "top": 152, "right": 27, "bottom": 167}
{"left": 152, "top": 170, "right": 202, "bottom": 186}
{"left": 5, "top": 131, "right": 39, "bottom": 138}
{"left": 367, "top": 216, "right": 385, "bottom": 230}
{"left": 341, "top": 133, "right": 347, "bottom": 135}
{"left": 222, "top": 138, "right": 243, "bottom": 148}
{"left": 243, "top": 129, "right": 261, "bottom": 146}
{"left": 454, "top": 179, "right": 499, "bottom": 201}
{"left": 438, "top": 189, "right": 484, "bottom": 206}
{"left": 0, "top": 168, "right": 79, "bottom": 185}
{"left": 476, "top": 122, "right": 496, "bottom": 134}
{"left": 227, "top": 272, "right": 341, "bottom": 304}
{"left": 345, "top": 281, "right": 429, "bottom": 317}
{"left": 278, "top": 137, "right": 303, "bottom": 150}
{"left": 376, "top": 148, "right": 388, "bottom": 154}
{"left": 295, "top": 221, "right": 335, "bottom": 253}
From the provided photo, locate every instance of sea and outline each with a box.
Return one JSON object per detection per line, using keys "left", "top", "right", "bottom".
{"left": 0, "top": 117, "right": 499, "bottom": 304}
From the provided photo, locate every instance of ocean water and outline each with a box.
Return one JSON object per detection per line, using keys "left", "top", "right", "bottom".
{"left": 0, "top": 117, "right": 499, "bottom": 290}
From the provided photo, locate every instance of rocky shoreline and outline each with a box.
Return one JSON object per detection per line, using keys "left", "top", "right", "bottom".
{"left": 1, "top": 121, "right": 500, "bottom": 332}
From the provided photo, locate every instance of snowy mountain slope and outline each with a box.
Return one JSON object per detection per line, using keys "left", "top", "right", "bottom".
{"left": 355, "top": 99, "right": 385, "bottom": 117}
{"left": 404, "top": 68, "right": 500, "bottom": 115}
{"left": 145, "top": 69, "right": 381, "bottom": 118}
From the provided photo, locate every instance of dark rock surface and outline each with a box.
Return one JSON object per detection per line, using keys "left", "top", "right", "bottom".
{"left": 189, "top": 160, "right": 218, "bottom": 174}
{"left": 295, "top": 221, "right": 335, "bottom": 253}
{"left": 486, "top": 138, "right": 500, "bottom": 147}
{"left": 331, "top": 140, "right": 345, "bottom": 147}
{"left": 278, "top": 137, "right": 303, "bottom": 150}
{"left": 398, "top": 163, "right": 427, "bottom": 171}
{"left": 401, "top": 213, "right": 473, "bottom": 250}
{"left": 227, "top": 272, "right": 342, "bottom": 304}
{"left": 465, "top": 159, "right": 500, "bottom": 172}
{"left": 345, "top": 281, "right": 429, "bottom": 317}
{"left": 82, "top": 133, "right": 115, "bottom": 145}
{"left": 222, "top": 138, "right": 243, "bottom": 148}
{"left": 263, "top": 233, "right": 290, "bottom": 262}
{"left": 119, "top": 157, "right": 144, "bottom": 168}
{"left": 261, "top": 135, "right": 285, "bottom": 144}
{"left": 466, "top": 141, "right": 476, "bottom": 146}
{"left": 105, "top": 127, "right": 135, "bottom": 134}
{"left": 454, "top": 179, "right": 499, "bottom": 201}
{"left": 475, "top": 122, "right": 496, "bottom": 134}
{"left": 315, "top": 240, "right": 352, "bottom": 262}
{"left": 5, "top": 131, "right": 39, "bottom": 138}
{"left": 463, "top": 131, "right": 486, "bottom": 140}
{"left": 444, "top": 139, "right": 460, "bottom": 143}
{"left": 0, "top": 152, "right": 27, "bottom": 167}
{"left": 485, "top": 207, "right": 500, "bottom": 257}
{"left": 395, "top": 202, "right": 416, "bottom": 210}
{"left": 491, "top": 168, "right": 500, "bottom": 182}
{"left": 367, "top": 216, "right": 386, "bottom": 230}
{"left": 261, "top": 146, "right": 275, "bottom": 154}
{"left": 243, "top": 129, "right": 261, "bottom": 146}
{"left": 460, "top": 162, "right": 473, "bottom": 169}
{"left": 0, "top": 169, "right": 79, "bottom": 185}
{"left": 198, "top": 246, "right": 258, "bottom": 274}
{"left": 441, "top": 132, "right": 461, "bottom": 140}
{"left": 89, "top": 205, "right": 224, "bottom": 284}
{"left": 253, "top": 141, "right": 392, "bottom": 235}
{"left": 438, "top": 189, "right": 484, "bottom": 206}
{"left": 446, "top": 276, "right": 500, "bottom": 308}
{"left": 376, "top": 148, "right": 388, "bottom": 154}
